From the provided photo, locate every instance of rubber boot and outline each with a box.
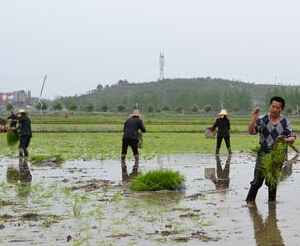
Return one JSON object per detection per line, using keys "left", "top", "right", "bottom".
{"left": 133, "top": 154, "right": 139, "bottom": 169}
{"left": 24, "top": 148, "right": 29, "bottom": 157}
{"left": 227, "top": 147, "right": 232, "bottom": 155}
{"left": 246, "top": 185, "right": 259, "bottom": 202}
{"left": 19, "top": 148, "right": 24, "bottom": 157}
{"left": 121, "top": 154, "right": 127, "bottom": 169}
{"left": 268, "top": 187, "right": 277, "bottom": 202}
{"left": 215, "top": 148, "right": 220, "bottom": 156}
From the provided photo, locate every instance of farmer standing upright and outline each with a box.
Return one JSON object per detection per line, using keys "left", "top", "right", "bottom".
{"left": 121, "top": 109, "right": 146, "bottom": 176}
{"left": 7, "top": 110, "right": 18, "bottom": 128}
{"left": 246, "top": 96, "right": 295, "bottom": 202}
{"left": 17, "top": 109, "right": 32, "bottom": 157}
{"left": 210, "top": 109, "right": 231, "bottom": 155}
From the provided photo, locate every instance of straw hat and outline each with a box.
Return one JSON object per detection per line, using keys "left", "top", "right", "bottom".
{"left": 218, "top": 109, "right": 228, "bottom": 116}
{"left": 18, "top": 109, "right": 26, "bottom": 114}
{"left": 131, "top": 109, "right": 141, "bottom": 117}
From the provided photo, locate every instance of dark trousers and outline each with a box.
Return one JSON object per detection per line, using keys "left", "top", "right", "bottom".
{"left": 10, "top": 121, "right": 17, "bottom": 128}
{"left": 122, "top": 139, "right": 139, "bottom": 156}
{"left": 19, "top": 136, "right": 31, "bottom": 149}
{"left": 216, "top": 136, "right": 230, "bottom": 149}
{"left": 246, "top": 148, "right": 278, "bottom": 202}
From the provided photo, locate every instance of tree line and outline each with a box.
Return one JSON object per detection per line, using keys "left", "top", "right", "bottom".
{"left": 49, "top": 78, "right": 300, "bottom": 115}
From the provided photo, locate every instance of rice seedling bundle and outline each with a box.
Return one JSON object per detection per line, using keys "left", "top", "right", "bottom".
{"left": 6, "top": 130, "right": 20, "bottom": 146}
{"left": 261, "top": 142, "right": 286, "bottom": 189}
{"left": 204, "top": 128, "right": 215, "bottom": 139}
{"left": 129, "top": 169, "right": 185, "bottom": 191}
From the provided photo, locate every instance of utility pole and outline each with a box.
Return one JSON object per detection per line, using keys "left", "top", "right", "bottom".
{"left": 38, "top": 75, "right": 47, "bottom": 115}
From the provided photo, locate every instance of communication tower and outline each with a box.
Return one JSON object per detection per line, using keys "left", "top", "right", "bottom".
{"left": 159, "top": 52, "right": 164, "bottom": 81}
{"left": 159, "top": 53, "right": 166, "bottom": 108}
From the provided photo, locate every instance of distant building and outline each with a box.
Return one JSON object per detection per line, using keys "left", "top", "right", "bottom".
{"left": 0, "top": 90, "right": 37, "bottom": 111}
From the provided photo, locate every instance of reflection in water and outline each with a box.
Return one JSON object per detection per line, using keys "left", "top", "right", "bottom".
{"left": 6, "top": 158, "right": 32, "bottom": 197}
{"left": 204, "top": 155, "right": 231, "bottom": 197}
{"left": 248, "top": 202, "right": 284, "bottom": 246}
{"left": 137, "top": 191, "right": 185, "bottom": 206}
{"left": 281, "top": 153, "right": 299, "bottom": 181}
{"left": 214, "top": 155, "right": 231, "bottom": 189}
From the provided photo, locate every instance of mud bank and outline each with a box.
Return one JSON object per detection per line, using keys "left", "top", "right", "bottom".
{"left": 0, "top": 153, "right": 300, "bottom": 246}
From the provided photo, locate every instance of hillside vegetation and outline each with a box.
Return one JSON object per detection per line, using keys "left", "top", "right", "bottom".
{"left": 54, "top": 77, "right": 300, "bottom": 115}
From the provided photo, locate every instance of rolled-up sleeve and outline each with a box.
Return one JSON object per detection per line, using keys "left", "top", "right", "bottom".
{"left": 253, "top": 118, "right": 261, "bottom": 135}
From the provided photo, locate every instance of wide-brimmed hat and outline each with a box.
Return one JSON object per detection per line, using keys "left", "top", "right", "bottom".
{"left": 131, "top": 109, "right": 141, "bottom": 117}
{"left": 218, "top": 109, "right": 228, "bottom": 116}
{"left": 18, "top": 109, "right": 26, "bottom": 114}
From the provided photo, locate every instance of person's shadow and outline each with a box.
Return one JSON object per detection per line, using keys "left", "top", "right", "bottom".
{"left": 247, "top": 202, "right": 284, "bottom": 246}
{"left": 214, "top": 155, "right": 231, "bottom": 189}
{"left": 6, "top": 158, "right": 32, "bottom": 197}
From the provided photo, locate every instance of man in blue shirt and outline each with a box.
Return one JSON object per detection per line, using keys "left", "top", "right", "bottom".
{"left": 246, "top": 96, "right": 295, "bottom": 202}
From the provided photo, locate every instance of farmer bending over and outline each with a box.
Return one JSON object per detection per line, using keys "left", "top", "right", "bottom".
{"left": 246, "top": 96, "right": 295, "bottom": 202}
{"left": 121, "top": 109, "right": 146, "bottom": 176}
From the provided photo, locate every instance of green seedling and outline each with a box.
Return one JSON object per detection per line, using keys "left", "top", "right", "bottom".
{"left": 155, "top": 237, "right": 167, "bottom": 243}
{"left": 262, "top": 142, "right": 286, "bottom": 189}
{"left": 166, "top": 218, "right": 188, "bottom": 234}
{"left": 88, "top": 204, "right": 105, "bottom": 222}
{"left": 129, "top": 169, "right": 185, "bottom": 191}
{"left": 6, "top": 130, "right": 20, "bottom": 146}
{"left": 191, "top": 215, "right": 214, "bottom": 231}
{"left": 110, "top": 192, "right": 123, "bottom": 203}
{"left": 73, "top": 198, "right": 83, "bottom": 219}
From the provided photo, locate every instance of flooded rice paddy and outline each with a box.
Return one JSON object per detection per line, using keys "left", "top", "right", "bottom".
{"left": 0, "top": 153, "right": 300, "bottom": 246}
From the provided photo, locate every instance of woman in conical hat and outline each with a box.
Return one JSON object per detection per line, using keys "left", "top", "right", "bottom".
{"left": 218, "top": 109, "right": 228, "bottom": 117}
{"left": 211, "top": 109, "right": 231, "bottom": 155}
{"left": 131, "top": 109, "right": 141, "bottom": 117}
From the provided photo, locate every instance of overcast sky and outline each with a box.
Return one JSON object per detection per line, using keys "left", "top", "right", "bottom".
{"left": 1, "top": 0, "right": 300, "bottom": 99}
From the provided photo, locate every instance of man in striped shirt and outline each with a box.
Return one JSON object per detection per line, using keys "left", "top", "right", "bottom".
{"left": 246, "top": 96, "right": 296, "bottom": 202}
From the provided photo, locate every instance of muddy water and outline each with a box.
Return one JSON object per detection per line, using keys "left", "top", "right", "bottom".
{"left": 0, "top": 153, "right": 300, "bottom": 246}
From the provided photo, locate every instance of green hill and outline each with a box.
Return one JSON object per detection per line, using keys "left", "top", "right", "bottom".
{"left": 55, "top": 77, "right": 300, "bottom": 115}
